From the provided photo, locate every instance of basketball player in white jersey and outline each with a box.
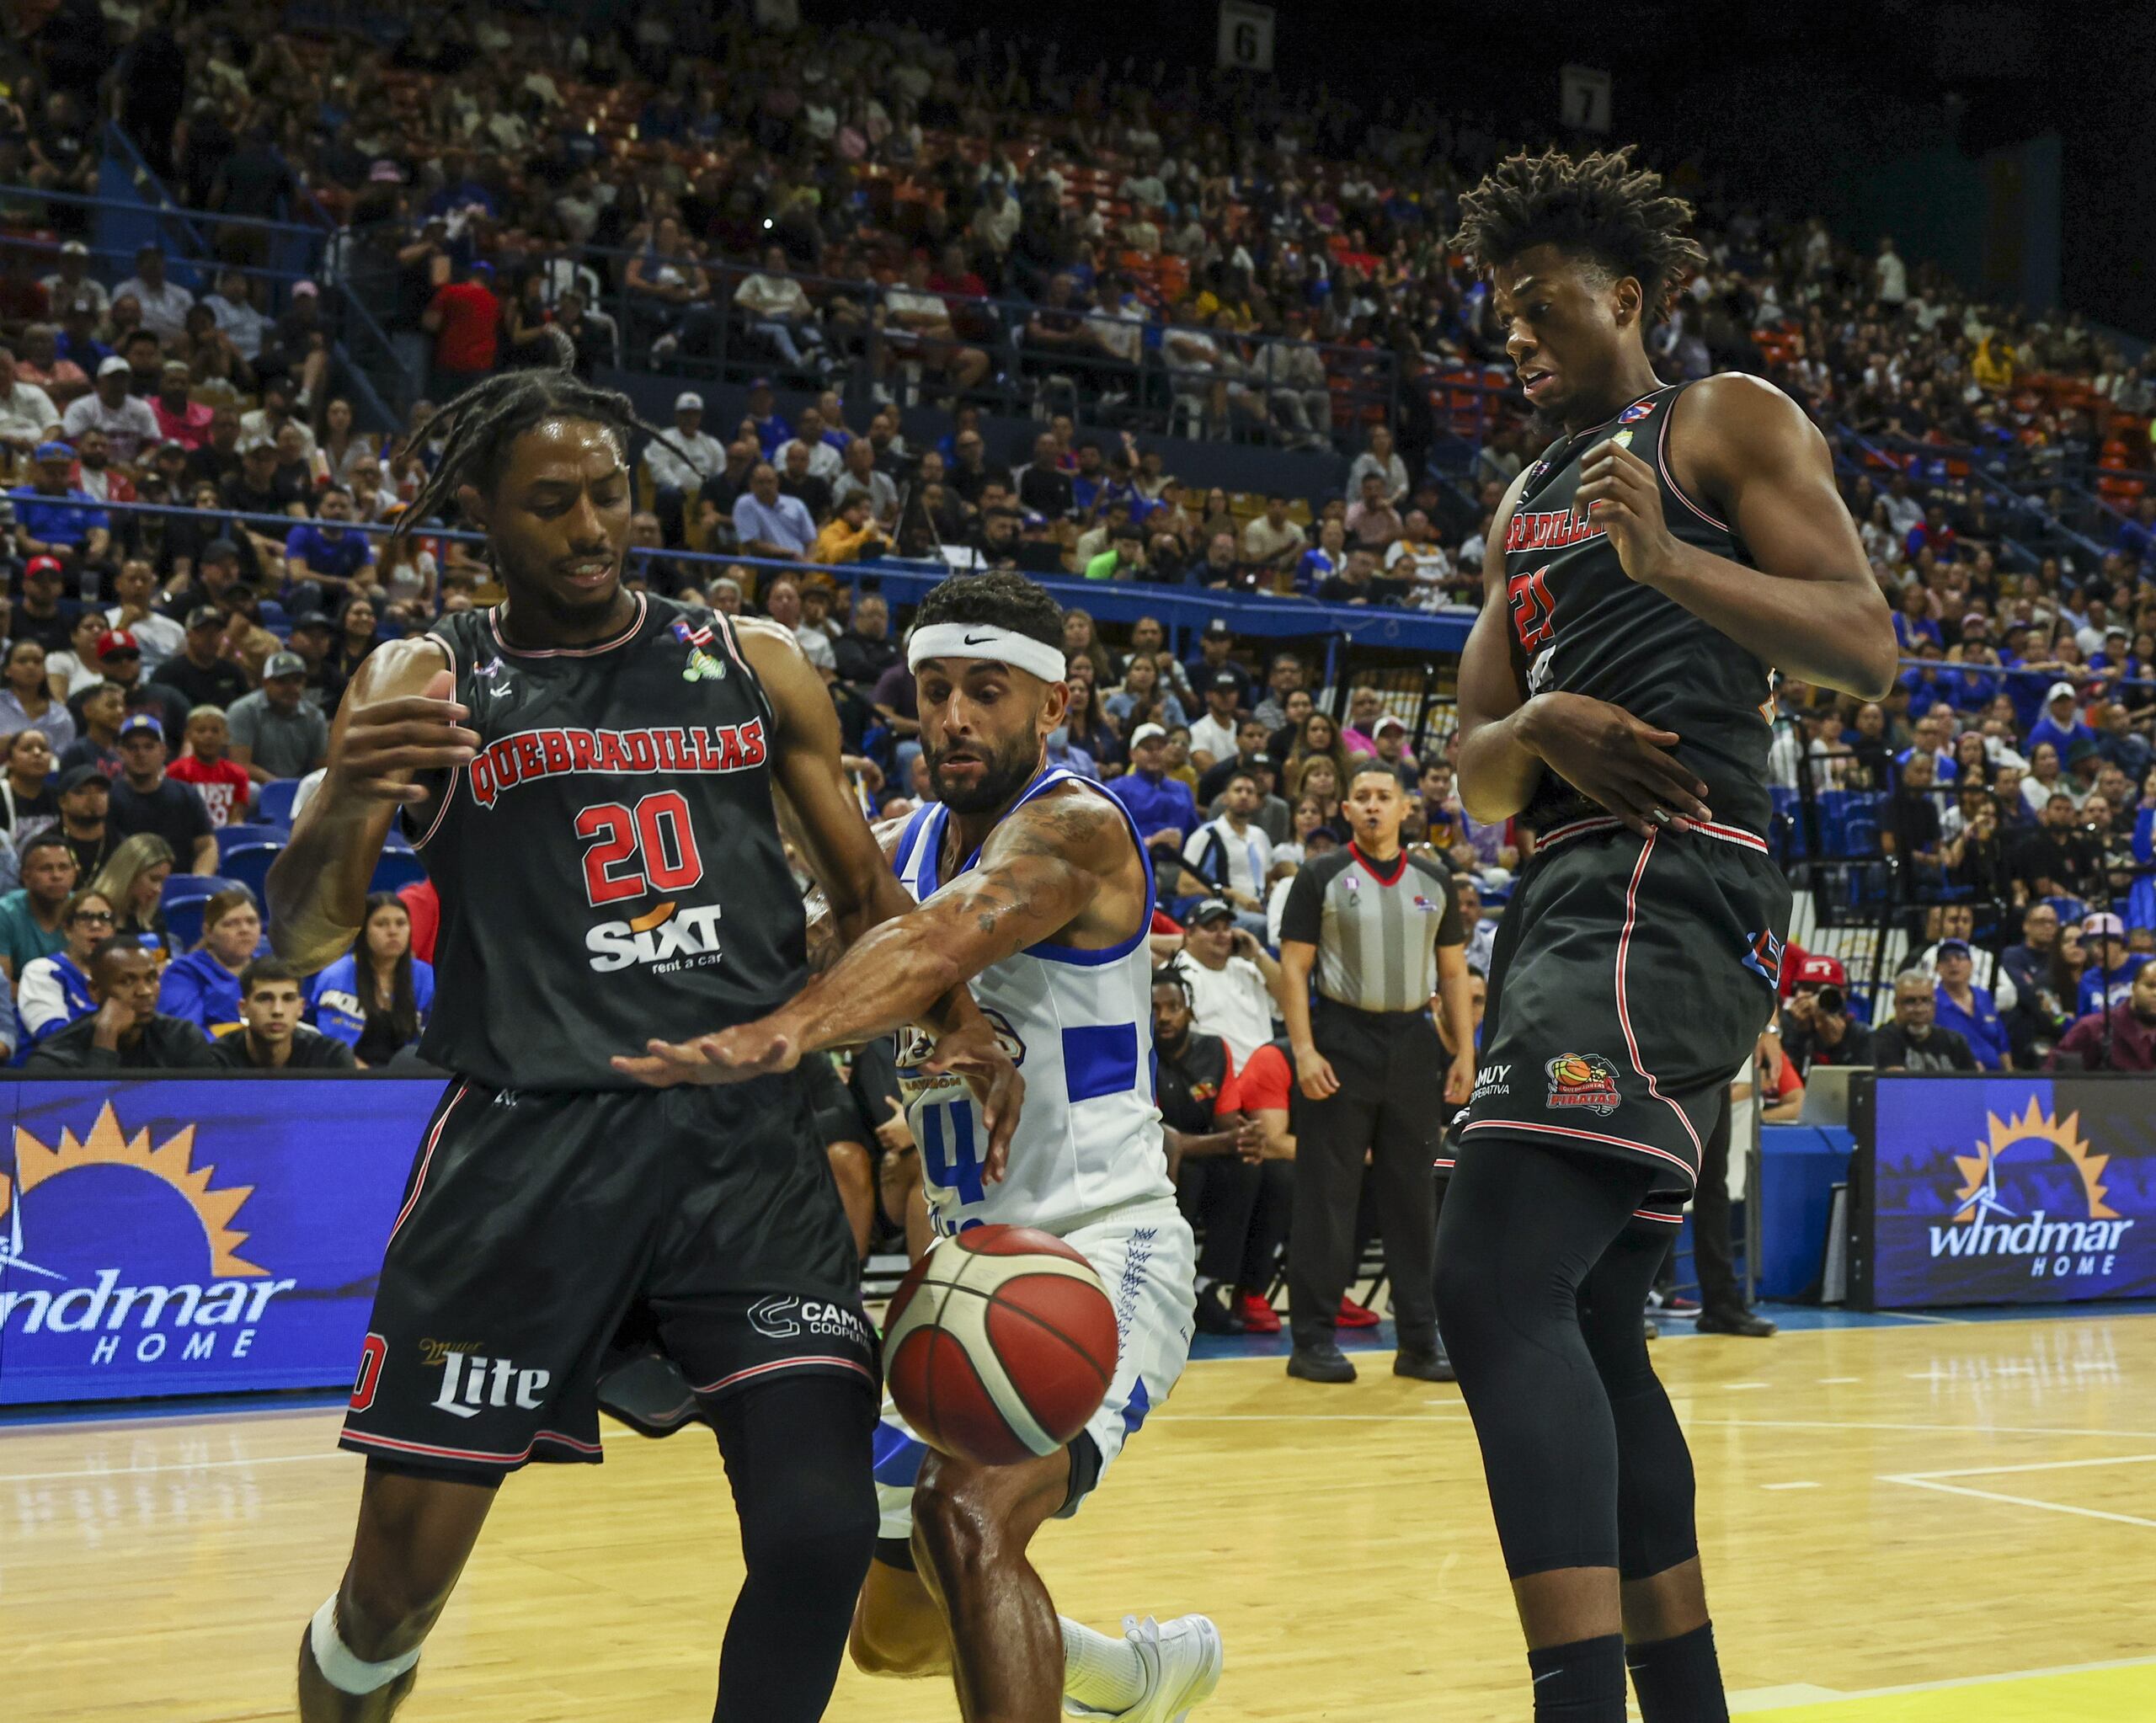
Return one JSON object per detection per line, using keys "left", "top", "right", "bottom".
{"left": 617, "top": 571, "right": 1220, "bottom": 1722}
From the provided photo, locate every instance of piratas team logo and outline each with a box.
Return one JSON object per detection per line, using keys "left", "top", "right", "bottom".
{"left": 1931, "top": 1099, "right": 2133, "bottom": 1278}
{"left": 0, "top": 1104, "right": 297, "bottom": 1368}
{"left": 1545, "top": 1053, "right": 1621, "bottom": 1116}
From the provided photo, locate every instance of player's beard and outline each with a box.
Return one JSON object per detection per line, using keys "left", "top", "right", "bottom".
{"left": 927, "top": 726, "right": 1042, "bottom": 815}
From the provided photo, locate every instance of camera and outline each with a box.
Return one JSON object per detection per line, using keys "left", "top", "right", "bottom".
{"left": 1816, "top": 984, "right": 1845, "bottom": 1016}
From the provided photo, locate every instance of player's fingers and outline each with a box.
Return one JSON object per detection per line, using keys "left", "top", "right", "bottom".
{"left": 609, "top": 1054, "right": 681, "bottom": 1086}
{"left": 344, "top": 776, "right": 431, "bottom": 803}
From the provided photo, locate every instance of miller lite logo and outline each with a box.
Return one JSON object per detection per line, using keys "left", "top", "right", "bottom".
{"left": 428, "top": 1348, "right": 552, "bottom": 1421}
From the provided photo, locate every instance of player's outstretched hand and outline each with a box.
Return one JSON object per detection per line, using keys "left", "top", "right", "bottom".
{"left": 611, "top": 1023, "right": 801, "bottom": 1087}
{"left": 332, "top": 669, "right": 480, "bottom": 804}
{"left": 1522, "top": 691, "right": 1713, "bottom": 840}
{"left": 922, "top": 1016, "right": 1025, "bottom": 1183}
{"left": 1576, "top": 436, "right": 1677, "bottom": 586}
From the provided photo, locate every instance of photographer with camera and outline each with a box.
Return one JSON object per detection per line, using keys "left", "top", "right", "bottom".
{"left": 1777, "top": 954, "right": 1876, "bottom": 1077}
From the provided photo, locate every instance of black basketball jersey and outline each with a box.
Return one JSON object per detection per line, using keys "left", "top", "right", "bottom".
{"left": 408, "top": 593, "right": 806, "bottom": 1090}
{"left": 1502, "top": 380, "right": 1773, "bottom": 839}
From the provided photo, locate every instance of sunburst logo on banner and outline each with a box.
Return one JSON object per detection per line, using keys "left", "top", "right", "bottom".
{"left": 1951, "top": 1099, "right": 2116, "bottom": 1227}
{"left": 1, "top": 1103, "right": 264, "bottom": 1278}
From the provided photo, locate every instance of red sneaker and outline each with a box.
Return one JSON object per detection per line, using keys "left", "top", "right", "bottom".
{"left": 1338, "top": 1296, "right": 1381, "bottom": 1329}
{"left": 1236, "top": 1293, "right": 1282, "bottom": 1334}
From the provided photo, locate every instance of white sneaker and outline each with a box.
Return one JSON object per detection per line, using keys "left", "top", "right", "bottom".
{"left": 1116, "top": 1614, "right": 1224, "bottom": 1722}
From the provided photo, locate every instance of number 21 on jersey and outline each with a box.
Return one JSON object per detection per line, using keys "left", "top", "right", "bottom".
{"left": 1508, "top": 564, "right": 1556, "bottom": 653}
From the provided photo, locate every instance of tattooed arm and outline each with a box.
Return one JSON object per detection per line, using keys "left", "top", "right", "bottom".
{"left": 613, "top": 783, "right": 1137, "bottom": 1086}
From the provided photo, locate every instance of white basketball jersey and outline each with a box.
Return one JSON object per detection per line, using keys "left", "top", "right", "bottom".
{"left": 890, "top": 766, "right": 1174, "bottom": 1238}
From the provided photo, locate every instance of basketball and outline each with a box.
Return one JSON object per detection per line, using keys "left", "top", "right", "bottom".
{"left": 883, "top": 1225, "right": 1120, "bottom": 1466}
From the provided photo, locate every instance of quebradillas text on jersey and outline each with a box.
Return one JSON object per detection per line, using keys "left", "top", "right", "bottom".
{"left": 888, "top": 767, "right": 1177, "bottom": 1238}
{"left": 1503, "top": 379, "right": 1774, "bottom": 839}
{"left": 408, "top": 593, "right": 807, "bottom": 1090}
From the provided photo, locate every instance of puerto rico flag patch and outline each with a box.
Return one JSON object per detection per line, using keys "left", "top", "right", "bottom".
{"left": 1618, "top": 396, "right": 1657, "bottom": 424}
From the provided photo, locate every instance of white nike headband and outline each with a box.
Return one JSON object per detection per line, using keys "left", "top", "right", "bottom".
{"left": 906, "top": 621, "right": 1068, "bottom": 685}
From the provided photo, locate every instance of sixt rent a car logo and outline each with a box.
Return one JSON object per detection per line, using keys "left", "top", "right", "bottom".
{"left": 0, "top": 1104, "right": 296, "bottom": 1367}
{"left": 467, "top": 721, "right": 766, "bottom": 809}
{"left": 1931, "top": 1099, "right": 2135, "bottom": 1278}
{"left": 586, "top": 899, "right": 726, "bottom": 974}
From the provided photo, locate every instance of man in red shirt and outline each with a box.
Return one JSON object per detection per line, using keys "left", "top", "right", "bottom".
{"left": 166, "top": 704, "right": 254, "bottom": 827}
{"left": 422, "top": 259, "right": 500, "bottom": 399}
{"left": 151, "top": 361, "right": 216, "bottom": 450}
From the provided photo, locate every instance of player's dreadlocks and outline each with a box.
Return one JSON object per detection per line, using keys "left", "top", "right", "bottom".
{"left": 391, "top": 334, "right": 681, "bottom": 557}
{"left": 1451, "top": 147, "right": 1707, "bottom": 322}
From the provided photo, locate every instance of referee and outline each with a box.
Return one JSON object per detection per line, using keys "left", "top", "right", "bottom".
{"left": 1278, "top": 765, "right": 1475, "bottom": 1384}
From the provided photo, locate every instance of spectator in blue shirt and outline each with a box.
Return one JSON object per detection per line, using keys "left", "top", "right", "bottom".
{"left": 157, "top": 886, "right": 262, "bottom": 1037}
{"left": 2079, "top": 915, "right": 2143, "bottom": 1016}
{"left": 282, "top": 484, "right": 375, "bottom": 616}
{"left": 311, "top": 892, "right": 436, "bottom": 1066}
{"left": 9, "top": 441, "right": 109, "bottom": 560}
{"left": 2026, "top": 682, "right": 2098, "bottom": 763}
{"left": 1931, "top": 938, "right": 2012, "bottom": 1070}
{"left": 743, "top": 378, "right": 791, "bottom": 458}
{"left": 1107, "top": 723, "right": 1199, "bottom": 892}
{"left": 730, "top": 461, "right": 816, "bottom": 560}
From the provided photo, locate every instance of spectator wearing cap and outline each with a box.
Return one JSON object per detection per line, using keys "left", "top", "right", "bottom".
{"left": 212, "top": 958, "right": 357, "bottom": 1071}
{"left": 167, "top": 706, "right": 255, "bottom": 826}
{"left": 1775, "top": 953, "right": 1875, "bottom": 1077}
{"left": 237, "top": 377, "right": 316, "bottom": 461}
{"left": 1931, "top": 937, "right": 2012, "bottom": 1070}
{"left": 1186, "top": 618, "right": 1251, "bottom": 709}
{"left": 2026, "top": 682, "right": 2097, "bottom": 763}
{"left": 283, "top": 486, "right": 375, "bottom": 614}
{"left": 61, "top": 356, "right": 161, "bottom": 467}
{"left": 108, "top": 714, "right": 216, "bottom": 875}
{"left": 24, "top": 936, "right": 219, "bottom": 1071}
{"left": 1364, "top": 715, "right": 1420, "bottom": 789}
{"left": 51, "top": 763, "right": 114, "bottom": 880}
{"left": 1914, "top": 901, "right": 2015, "bottom": 1009}
{"left": 1187, "top": 669, "right": 1245, "bottom": 772}
{"left": 1170, "top": 897, "right": 1283, "bottom": 1068}
{"left": 11, "top": 556, "right": 80, "bottom": 653}
{"left": 38, "top": 240, "right": 106, "bottom": 319}
{"left": 227, "top": 653, "right": 331, "bottom": 785}
{"left": 151, "top": 362, "right": 215, "bottom": 450}
{"left": 1108, "top": 723, "right": 1201, "bottom": 883}
{"left": 150, "top": 607, "right": 250, "bottom": 712}
{"left": 112, "top": 247, "right": 195, "bottom": 343}
{"left": 10, "top": 445, "right": 109, "bottom": 564}
{"left": 2049, "top": 958, "right": 2156, "bottom": 1072}
{"left": 281, "top": 614, "right": 344, "bottom": 711}
{"left": 2080, "top": 913, "right": 2140, "bottom": 1015}
{"left": 0, "top": 344, "right": 62, "bottom": 455}
{"left": 161, "top": 539, "right": 253, "bottom": 627}
{"left": 422, "top": 258, "right": 500, "bottom": 400}
{"left": 646, "top": 392, "right": 728, "bottom": 547}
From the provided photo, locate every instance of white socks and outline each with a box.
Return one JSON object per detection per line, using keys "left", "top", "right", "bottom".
{"left": 309, "top": 1597, "right": 422, "bottom": 1695}
{"left": 1061, "top": 1615, "right": 1149, "bottom": 1713}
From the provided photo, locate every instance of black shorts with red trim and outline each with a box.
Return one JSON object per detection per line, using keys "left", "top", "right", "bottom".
{"left": 1453, "top": 817, "right": 1789, "bottom": 1214}
{"left": 342, "top": 1074, "right": 875, "bottom": 1477}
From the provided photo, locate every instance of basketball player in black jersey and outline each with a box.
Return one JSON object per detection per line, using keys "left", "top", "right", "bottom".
{"left": 269, "top": 360, "right": 1016, "bottom": 1723}
{"left": 1434, "top": 151, "right": 1897, "bottom": 1723}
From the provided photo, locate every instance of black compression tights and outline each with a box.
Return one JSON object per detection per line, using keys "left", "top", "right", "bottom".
{"left": 707, "top": 1372, "right": 880, "bottom": 1723}
{"left": 1433, "top": 1136, "right": 1700, "bottom": 1584}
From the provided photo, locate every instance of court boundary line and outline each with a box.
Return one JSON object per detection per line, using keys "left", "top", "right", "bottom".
{"left": 1878, "top": 1450, "right": 2156, "bottom": 1529}
{"left": 1736, "top": 1651, "right": 2156, "bottom": 1710}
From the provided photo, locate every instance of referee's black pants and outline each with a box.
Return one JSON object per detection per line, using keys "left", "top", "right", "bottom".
{"left": 1288, "top": 999, "right": 1444, "bottom": 1355}
{"left": 1689, "top": 1089, "right": 1745, "bottom": 1316}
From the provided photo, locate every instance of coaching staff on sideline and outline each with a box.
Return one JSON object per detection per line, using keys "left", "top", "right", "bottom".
{"left": 1277, "top": 764, "right": 1475, "bottom": 1384}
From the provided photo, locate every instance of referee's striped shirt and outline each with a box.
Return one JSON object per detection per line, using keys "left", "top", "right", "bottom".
{"left": 1278, "top": 845, "right": 1463, "bottom": 1012}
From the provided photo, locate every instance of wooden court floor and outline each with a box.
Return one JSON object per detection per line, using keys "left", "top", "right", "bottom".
{"left": 7, "top": 1311, "right": 2155, "bottom": 1722}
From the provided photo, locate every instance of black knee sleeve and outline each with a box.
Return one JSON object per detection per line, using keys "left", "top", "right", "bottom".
{"left": 1433, "top": 1136, "right": 1661, "bottom": 1579}
{"left": 709, "top": 1374, "right": 879, "bottom": 1723}
{"left": 1581, "top": 1225, "right": 1700, "bottom": 1582}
